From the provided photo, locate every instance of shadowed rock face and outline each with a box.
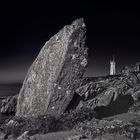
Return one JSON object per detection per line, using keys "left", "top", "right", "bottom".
{"left": 94, "top": 94, "right": 134, "bottom": 119}
{"left": 16, "top": 18, "right": 88, "bottom": 117}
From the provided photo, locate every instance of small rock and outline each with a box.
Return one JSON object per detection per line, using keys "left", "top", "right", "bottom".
{"left": 80, "top": 58, "right": 88, "bottom": 67}
{"left": 66, "top": 134, "right": 83, "bottom": 140}
{"left": 17, "top": 131, "right": 29, "bottom": 140}
{"left": 6, "top": 119, "right": 18, "bottom": 126}
{"left": 1, "top": 95, "right": 17, "bottom": 115}
{"left": 0, "top": 131, "right": 6, "bottom": 140}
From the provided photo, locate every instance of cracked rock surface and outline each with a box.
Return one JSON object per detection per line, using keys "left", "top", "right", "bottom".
{"left": 16, "top": 18, "right": 88, "bottom": 118}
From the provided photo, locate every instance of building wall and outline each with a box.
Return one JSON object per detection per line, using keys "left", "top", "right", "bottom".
{"left": 110, "top": 61, "right": 115, "bottom": 75}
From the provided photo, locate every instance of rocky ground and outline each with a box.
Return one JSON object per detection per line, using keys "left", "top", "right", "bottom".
{"left": 1, "top": 71, "right": 140, "bottom": 139}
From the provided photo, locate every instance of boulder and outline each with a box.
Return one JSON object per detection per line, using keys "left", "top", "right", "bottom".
{"left": 0, "top": 95, "right": 17, "bottom": 115}
{"left": 16, "top": 18, "right": 88, "bottom": 117}
{"left": 76, "top": 72, "right": 140, "bottom": 118}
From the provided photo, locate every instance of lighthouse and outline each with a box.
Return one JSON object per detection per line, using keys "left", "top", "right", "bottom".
{"left": 110, "top": 56, "right": 115, "bottom": 75}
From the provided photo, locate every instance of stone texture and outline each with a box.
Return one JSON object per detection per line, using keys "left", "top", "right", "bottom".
{"left": 76, "top": 72, "right": 140, "bottom": 118}
{"left": 66, "top": 134, "right": 83, "bottom": 140}
{"left": 17, "top": 131, "right": 29, "bottom": 140}
{"left": 0, "top": 95, "right": 17, "bottom": 115}
{"left": 0, "top": 131, "right": 6, "bottom": 140}
{"left": 77, "top": 114, "right": 138, "bottom": 140}
{"left": 16, "top": 18, "right": 88, "bottom": 117}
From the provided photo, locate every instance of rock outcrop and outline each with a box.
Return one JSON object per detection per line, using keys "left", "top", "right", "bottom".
{"left": 76, "top": 72, "right": 140, "bottom": 118}
{"left": 16, "top": 18, "right": 88, "bottom": 117}
{"left": 0, "top": 95, "right": 17, "bottom": 115}
{"left": 1, "top": 69, "right": 140, "bottom": 139}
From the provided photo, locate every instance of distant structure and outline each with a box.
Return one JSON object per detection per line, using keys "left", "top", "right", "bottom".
{"left": 120, "top": 62, "right": 140, "bottom": 75}
{"left": 135, "top": 62, "right": 140, "bottom": 71}
{"left": 110, "top": 56, "right": 115, "bottom": 75}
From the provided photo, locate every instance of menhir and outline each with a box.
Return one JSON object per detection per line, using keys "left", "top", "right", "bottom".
{"left": 16, "top": 18, "right": 88, "bottom": 117}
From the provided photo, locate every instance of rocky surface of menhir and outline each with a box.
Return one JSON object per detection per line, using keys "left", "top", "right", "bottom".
{"left": 1, "top": 18, "right": 140, "bottom": 140}
{"left": 16, "top": 18, "right": 88, "bottom": 117}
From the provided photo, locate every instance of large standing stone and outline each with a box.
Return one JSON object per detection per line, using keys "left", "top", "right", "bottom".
{"left": 16, "top": 18, "right": 88, "bottom": 117}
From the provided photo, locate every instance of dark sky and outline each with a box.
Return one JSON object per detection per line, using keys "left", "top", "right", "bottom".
{"left": 0, "top": 1, "right": 139, "bottom": 83}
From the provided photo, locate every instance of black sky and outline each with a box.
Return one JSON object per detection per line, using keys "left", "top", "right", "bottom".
{"left": 0, "top": 1, "right": 139, "bottom": 83}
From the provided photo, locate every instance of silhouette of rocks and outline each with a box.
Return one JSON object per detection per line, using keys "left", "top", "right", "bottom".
{"left": 16, "top": 18, "right": 88, "bottom": 117}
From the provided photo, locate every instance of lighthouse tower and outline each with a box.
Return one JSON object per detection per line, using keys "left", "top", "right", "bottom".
{"left": 110, "top": 56, "right": 115, "bottom": 75}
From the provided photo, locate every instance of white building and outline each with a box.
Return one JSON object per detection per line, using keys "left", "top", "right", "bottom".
{"left": 110, "top": 56, "right": 115, "bottom": 75}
